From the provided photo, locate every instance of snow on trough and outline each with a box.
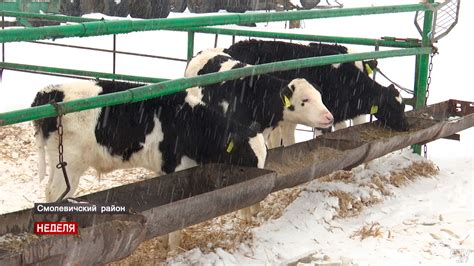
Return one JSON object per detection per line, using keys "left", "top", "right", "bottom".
{"left": 0, "top": 0, "right": 473, "bottom": 265}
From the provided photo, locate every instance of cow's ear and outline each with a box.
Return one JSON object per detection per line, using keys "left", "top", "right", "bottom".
{"left": 225, "top": 138, "right": 236, "bottom": 153}
{"left": 388, "top": 84, "right": 399, "bottom": 95}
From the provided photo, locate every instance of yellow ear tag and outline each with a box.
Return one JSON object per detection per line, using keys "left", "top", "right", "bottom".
{"left": 370, "top": 105, "right": 379, "bottom": 115}
{"left": 226, "top": 140, "right": 234, "bottom": 153}
{"left": 364, "top": 63, "right": 373, "bottom": 75}
{"left": 283, "top": 96, "right": 292, "bottom": 108}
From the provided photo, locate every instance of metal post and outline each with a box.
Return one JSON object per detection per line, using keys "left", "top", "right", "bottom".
{"left": 1, "top": 14, "right": 4, "bottom": 81}
{"left": 187, "top": 31, "right": 195, "bottom": 63}
{"left": 113, "top": 34, "right": 117, "bottom": 77}
{"left": 413, "top": 0, "right": 434, "bottom": 155}
{"left": 1, "top": 15, "right": 4, "bottom": 62}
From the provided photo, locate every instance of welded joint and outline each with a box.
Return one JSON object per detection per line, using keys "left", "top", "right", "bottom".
{"left": 421, "top": 0, "right": 443, "bottom": 12}
{"left": 50, "top": 100, "right": 66, "bottom": 116}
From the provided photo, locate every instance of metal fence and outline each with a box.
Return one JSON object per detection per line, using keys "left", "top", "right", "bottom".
{"left": 0, "top": 2, "right": 438, "bottom": 129}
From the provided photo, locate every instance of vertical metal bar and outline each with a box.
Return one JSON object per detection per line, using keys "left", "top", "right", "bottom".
{"left": 214, "top": 34, "right": 218, "bottom": 48}
{"left": 113, "top": 34, "right": 117, "bottom": 77}
{"left": 413, "top": 0, "right": 434, "bottom": 155}
{"left": 2, "top": 14, "right": 5, "bottom": 62}
{"left": 1, "top": 14, "right": 4, "bottom": 81}
{"left": 187, "top": 31, "right": 195, "bottom": 63}
{"left": 413, "top": 54, "right": 421, "bottom": 103}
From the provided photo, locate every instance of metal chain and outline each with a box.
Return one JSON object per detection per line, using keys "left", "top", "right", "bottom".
{"left": 423, "top": 50, "right": 437, "bottom": 159}
{"left": 425, "top": 52, "right": 436, "bottom": 100}
{"left": 57, "top": 115, "right": 66, "bottom": 169}
{"left": 56, "top": 114, "right": 71, "bottom": 202}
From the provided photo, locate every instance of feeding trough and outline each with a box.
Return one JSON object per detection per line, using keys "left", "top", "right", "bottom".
{"left": 0, "top": 165, "right": 276, "bottom": 265}
{"left": 0, "top": 99, "right": 472, "bottom": 265}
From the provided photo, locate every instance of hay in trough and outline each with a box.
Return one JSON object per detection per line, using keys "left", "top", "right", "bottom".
{"left": 265, "top": 146, "right": 343, "bottom": 176}
{"left": 359, "top": 121, "right": 423, "bottom": 143}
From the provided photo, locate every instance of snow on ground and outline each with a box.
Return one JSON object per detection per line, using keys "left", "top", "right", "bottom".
{"left": 1, "top": 0, "right": 473, "bottom": 265}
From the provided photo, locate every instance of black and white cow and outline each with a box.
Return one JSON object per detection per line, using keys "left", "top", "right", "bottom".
{"left": 31, "top": 80, "right": 267, "bottom": 202}
{"left": 184, "top": 49, "right": 334, "bottom": 143}
{"left": 223, "top": 40, "right": 409, "bottom": 146}
{"left": 308, "top": 42, "right": 378, "bottom": 77}
{"left": 308, "top": 42, "right": 378, "bottom": 130}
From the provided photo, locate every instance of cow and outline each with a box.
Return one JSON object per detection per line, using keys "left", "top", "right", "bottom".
{"left": 31, "top": 80, "right": 267, "bottom": 202}
{"left": 223, "top": 39, "right": 409, "bottom": 147}
{"left": 32, "top": 79, "right": 268, "bottom": 251}
{"left": 184, "top": 49, "right": 334, "bottom": 144}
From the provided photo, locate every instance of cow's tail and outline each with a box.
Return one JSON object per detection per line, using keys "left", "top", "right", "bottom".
{"left": 36, "top": 129, "right": 47, "bottom": 182}
{"left": 31, "top": 87, "right": 65, "bottom": 182}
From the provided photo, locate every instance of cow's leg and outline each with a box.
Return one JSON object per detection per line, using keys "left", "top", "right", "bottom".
{"left": 237, "top": 203, "right": 261, "bottom": 222}
{"left": 44, "top": 149, "right": 87, "bottom": 202}
{"left": 45, "top": 164, "right": 87, "bottom": 202}
{"left": 167, "top": 230, "right": 182, "bottom": 253}
{"left": 334, "top": 120, "right": 349, "bottom": 130}
{"left": 280, "top": 122, "right": 297, "bottom": 146}
{"left": 238, "top": 207, "right": 252, "bottom": 221}
{"left": 266, "top": 126, "right": 282, "bottom": 149}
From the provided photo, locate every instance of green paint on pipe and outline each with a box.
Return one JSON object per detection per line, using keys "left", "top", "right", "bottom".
{"left": 0, "top": 4, "right": 436, "bottom": 44}
{"left": 0, "top": 47, "right": 431, "bottom": 127}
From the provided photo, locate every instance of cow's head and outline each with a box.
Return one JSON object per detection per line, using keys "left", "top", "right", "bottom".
{"left": 373, "top": 84, "right": 409, "bottom": 131}
{"left": 281, "top": 78, "right": 333, "bottom": 129}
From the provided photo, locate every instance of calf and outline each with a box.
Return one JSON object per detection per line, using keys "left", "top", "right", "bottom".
{"left": 184, "top": 49, "right": 334, "bottom": 142}
{"left": 308, "top": 42, "right": 378, "bottom": 130}
{"left": 308, "top": 42, "right": 378, "bottom": 76}
{"left": 224, "top": 40, "right": 409, "bottom": 130}
{"left": 224, "top": 40, "right": 409, "bottom": 146}
{"left": 31, "top": 80, "right": 267, "bottom": 202}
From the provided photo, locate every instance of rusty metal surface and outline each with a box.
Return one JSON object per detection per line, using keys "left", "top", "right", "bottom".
{"left": 78, "top": 164, "right": 276, "bottom": 239}
{"left": 0, "top": 165, "right": 276, "bottom": 265}
{"left": 0, "top": 99, "right": 472, "bottom": 265}
{"left": 267, "top": 99, "right": 474, "bottom": 191}
{"left": 0, "top": 214, "right": 146, "bottom": 265}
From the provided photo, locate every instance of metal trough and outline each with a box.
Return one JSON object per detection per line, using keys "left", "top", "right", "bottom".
{"left": 0, "top": 165, "right": 276, "bottom": 265}
{"left": 267, "top": 99, "right": 473, "bottom": 191}
{"left": 0, "top": 99, "right": 472, "bottom": 265}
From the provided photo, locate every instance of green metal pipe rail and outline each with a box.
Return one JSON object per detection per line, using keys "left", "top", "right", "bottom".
{"left": 0, "top": 62, "right": 168, "bottom": 83}
{"left": 185, "top": 27, "right": 421, "bottom": 49}
{"left": 1, "top": 10, "right": 421, "bottom": 49}
{"left": 0, "top": 10, "right": 99, "bottom": 23}
{"left": 0, "top": 4, "right": 436, "bottom": 43}
{"left": 0, "top": 48, "right": 431, "bottom": 127}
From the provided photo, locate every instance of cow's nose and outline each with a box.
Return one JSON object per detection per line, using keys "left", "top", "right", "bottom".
{"left": 325, "top": 112, "right": 334, "bottom": 124}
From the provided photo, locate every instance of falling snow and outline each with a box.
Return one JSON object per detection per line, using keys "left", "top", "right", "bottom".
{"left": 0, "top": 0, "right": 473, "bottom": 265}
